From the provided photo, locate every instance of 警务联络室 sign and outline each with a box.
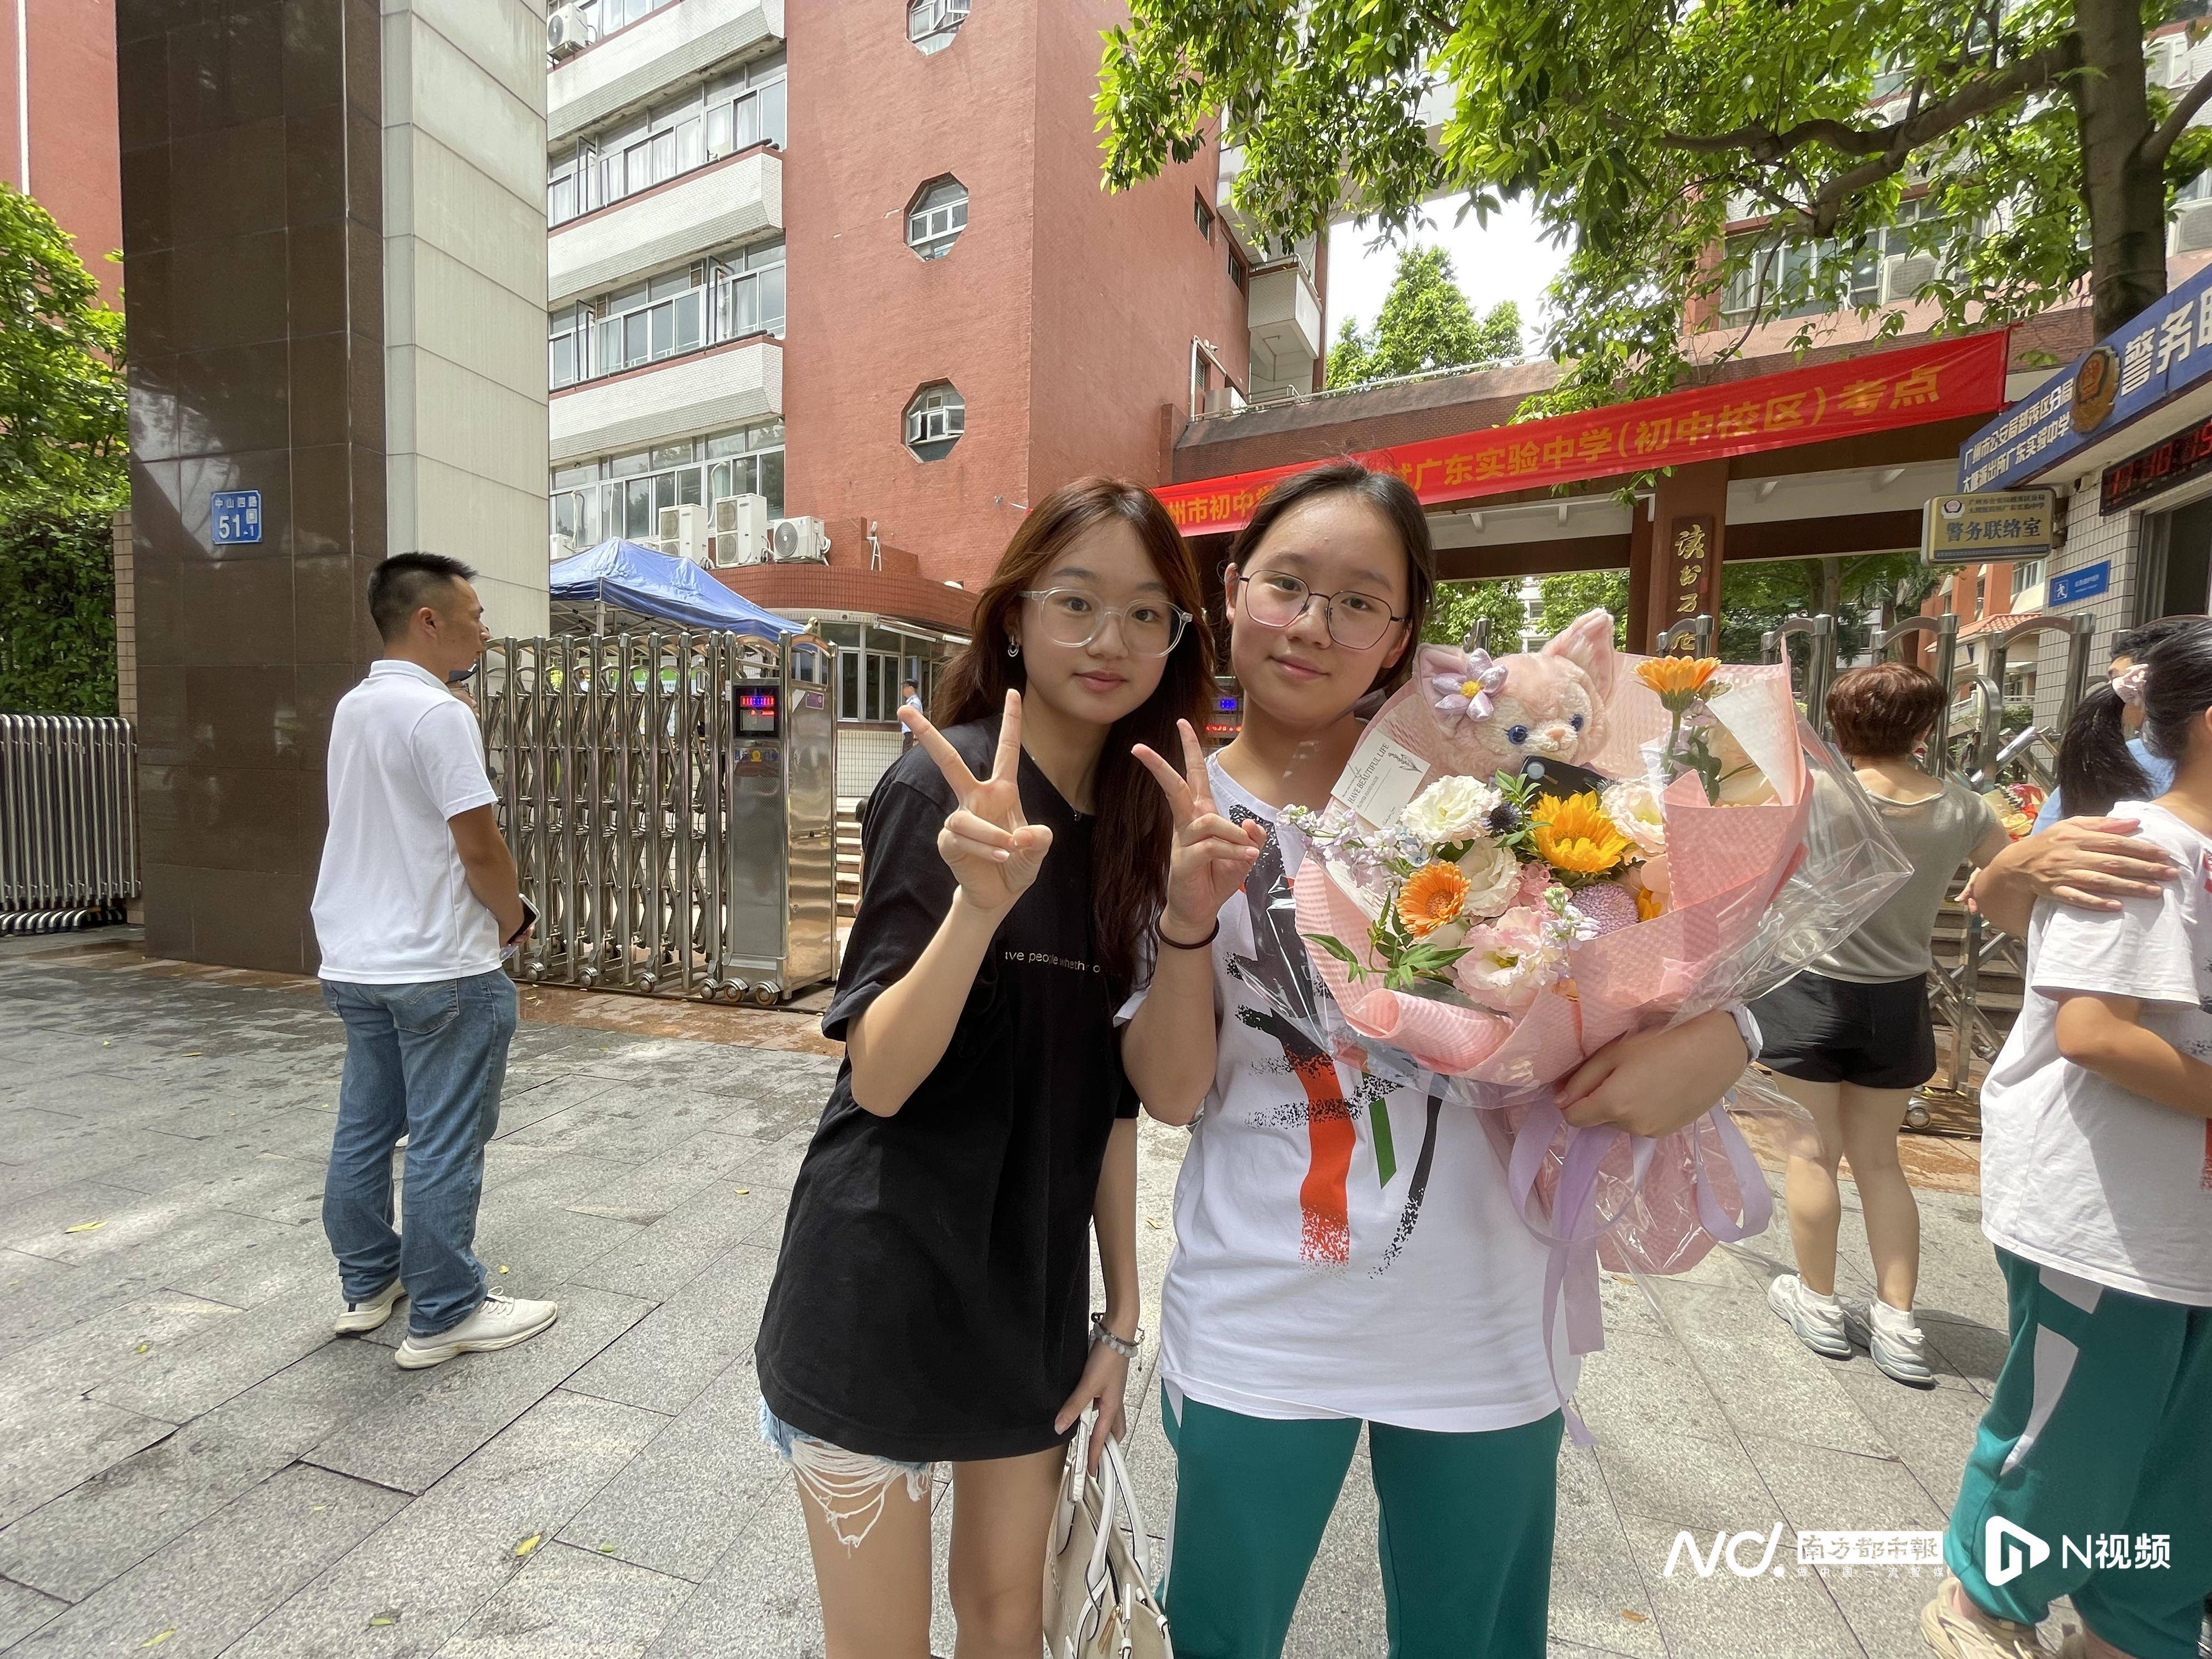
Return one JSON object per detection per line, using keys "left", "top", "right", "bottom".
{"left": 1960, "top": 261, "right": 2212, "bottom": 493}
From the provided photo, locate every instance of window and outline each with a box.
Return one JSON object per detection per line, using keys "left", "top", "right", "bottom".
{"left": 1974, "top": 571, "right": 1988, "bottom": 616}
{"left": 2012, "top": 558, "right": 2044, "bottom": 599}
{"left": 1194, "top": 193, "right": 1214, "bottom": 242}
{"left": 575, "top": 0, "right": 678, "bottom": 38}
{"left": 1720, "top": 233, "right": 1877, "bottom": 321}
{"left": 1228, "top": 246, "right": 1246, "bottom": 290}
{"left": 905, "top": 383, "right": 965, "bottom": 460}
{"left": 908, "top": 0, "right": 969, "bottom": 50}
{"left": 711, "top": 239, "right": 787, "bottom": 340}
{"left": 549, "top": 422, "right": 786, "bottom": 544}
{"left": 550, "top": 238, "right": 785, "bottom": 388}
{"left": 906, "top": 177, "right": 969, "bottom": 259}
{"left": 548, "top": 54, "right": 786, "bottom": 227}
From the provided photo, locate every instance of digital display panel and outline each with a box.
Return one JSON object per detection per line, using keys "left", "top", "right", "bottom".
{"left": 735, "top": 685, "right": 779, "bottom": 736}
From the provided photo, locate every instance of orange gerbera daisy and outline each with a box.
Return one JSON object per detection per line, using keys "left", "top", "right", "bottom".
{"left": 1395, "top": 861, "right": 1472, "bottom": 937}
{"left": 1635, "top": 885, "right": 1666, "bottom": 922}
{"left": 1637, "top": 655, "right": 1723, "bottom": 713}
{"left": 1530, "top": 792, "right": 1633, "bottom": 877}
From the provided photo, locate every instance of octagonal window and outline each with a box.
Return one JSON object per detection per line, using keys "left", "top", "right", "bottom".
{"left": 905, "top": 383, "right": 965, "bottom": 461}
{"left": 906, "top": 178, "right": 969, "bottom": 261}
{"left": 908, "top": 0, "right": 968, "bottom": 53}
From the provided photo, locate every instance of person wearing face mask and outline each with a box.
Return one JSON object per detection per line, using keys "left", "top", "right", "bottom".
{"left": 752, "top": 479, "right": 1212, "bottom": 1659}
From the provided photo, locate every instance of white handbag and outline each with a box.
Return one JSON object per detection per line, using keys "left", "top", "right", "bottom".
{"left": 1045, "top": 1414, "right": 1172, "bottom": 1659}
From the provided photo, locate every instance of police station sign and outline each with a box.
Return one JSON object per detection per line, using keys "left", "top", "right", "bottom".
{"left": 1961, "top": 260, "right": 2212, "bottom": 493}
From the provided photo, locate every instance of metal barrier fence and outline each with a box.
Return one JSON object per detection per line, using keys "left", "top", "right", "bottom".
{"left": 1760, "top": 611, "right": 2098, "bottom": 1109}
{"left": 0, "top": 714, "right": 139, "bottom": 935}
{"left": 470, "top": 630, "right": 837, "bottom": 1005}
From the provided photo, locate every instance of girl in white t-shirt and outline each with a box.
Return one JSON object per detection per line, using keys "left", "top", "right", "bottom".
{"left": 1921, "top": 617, "right": 2212, "bottom": 1659}
{"left": 1116, "top": 461, "right": 1755, "bottom": 1659}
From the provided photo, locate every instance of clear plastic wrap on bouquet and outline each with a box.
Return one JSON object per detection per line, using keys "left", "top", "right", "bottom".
{"left": 1254, "top": 623, "right": 1916, "bottom": 1442}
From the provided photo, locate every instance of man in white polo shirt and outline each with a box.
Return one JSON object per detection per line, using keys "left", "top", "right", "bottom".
{"left": 312, "top": 552, "right": 558, "bottom": 1369}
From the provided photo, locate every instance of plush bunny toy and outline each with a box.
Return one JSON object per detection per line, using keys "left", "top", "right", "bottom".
{"left": 1417, "top": 607, "right": 1620, "bottom": 781}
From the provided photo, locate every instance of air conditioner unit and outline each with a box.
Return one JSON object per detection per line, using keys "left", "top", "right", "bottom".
{"left": 1879, "top": 252, "right": 1938, "bottom": 305}
{"left": 771, "top": 516, "right": 830, "bottom": 563}
{"left": 709, "top": 494, "right": 771, "bottom": 567}
{"left": 657, "top": 504, "right": 708, "bottom": 566}
{"left": 2175, "top": 202, "right": 2212, "bottom": 255}
{"left": 547, "top": 4, "right": 588, "bottom": 59}
{"left": 549, "top": 532, "right": 575, "bottom": 563}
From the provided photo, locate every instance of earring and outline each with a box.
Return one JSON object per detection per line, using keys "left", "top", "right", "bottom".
{"left": 1006, "top": 637, "right": 1019, "bottom": 658}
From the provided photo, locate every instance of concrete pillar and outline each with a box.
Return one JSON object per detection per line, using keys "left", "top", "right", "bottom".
{"left": 118, "top": 0, "right": 548, "bottom": 972}
{"left": 1650, "top": 459, "right": 1729, "bottom": 651}
{"left": 381, "top": 0, "right": 550, "bottom": 639}
{"left": 120, "top": 0, "right": 390, "bottom": 971}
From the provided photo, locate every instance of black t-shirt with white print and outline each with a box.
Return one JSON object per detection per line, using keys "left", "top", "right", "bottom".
{"left": 754, "top": 719, "right": 1139, "bottom": 1463}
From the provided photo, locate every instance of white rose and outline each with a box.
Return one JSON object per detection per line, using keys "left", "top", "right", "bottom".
{"left": 1401, "top": 775, "right": 1502, "bottom": 845}
{"left": 1454, "top": 836, "right": 1522, "bottom": 919}
{"left": 1600, "top": 778, "right": 1667, "bottom": 857}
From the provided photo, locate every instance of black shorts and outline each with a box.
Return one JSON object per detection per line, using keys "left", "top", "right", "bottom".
{"left": 1748, "top": 970, "right": 1937, "bottom": 1090}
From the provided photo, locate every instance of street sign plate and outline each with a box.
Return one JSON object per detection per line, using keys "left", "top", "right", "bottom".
{"left": 211, "top": 490, "right": 263, "bottom": 545}
{"left": 2048, "top": 561, "right": 2111, "bottom": 606}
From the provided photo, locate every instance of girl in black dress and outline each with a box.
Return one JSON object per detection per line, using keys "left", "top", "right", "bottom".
{"left": 754, "top": 477, "right": 1215, "bottom": 1658}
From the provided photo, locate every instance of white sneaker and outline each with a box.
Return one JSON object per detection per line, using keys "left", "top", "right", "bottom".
{"left": 1844, "top": 1297, "right": 1937, "bottom": 1387}
{"left": 1768, "top": 1272, "right": 1851, "bottom": 1359}
{"left": 394, "top": 1293, "right": 559, "bottom": 1369}
{"left": 334, "top": 1279, "right": 405, "bottom": 1335}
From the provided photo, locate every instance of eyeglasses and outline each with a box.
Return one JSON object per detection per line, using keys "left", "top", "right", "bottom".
{"left": 1018, "top": 589, "right": 1191, "bottom": 658}
{"left": 1234, "top": 571, "right": 1405, "bottom": 651}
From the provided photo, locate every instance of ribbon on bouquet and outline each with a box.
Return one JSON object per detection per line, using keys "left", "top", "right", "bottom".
{"left": 1501, "top": 1093, "right": 1774, "bottom": 1447}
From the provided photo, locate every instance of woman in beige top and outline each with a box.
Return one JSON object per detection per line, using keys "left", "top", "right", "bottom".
{"left": 1750, "top": 663, "right": 2012, "bottom": 1385}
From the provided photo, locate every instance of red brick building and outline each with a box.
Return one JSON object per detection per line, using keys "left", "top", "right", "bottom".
{"left": 544, "top": 0, "right": 1290, "bottom": 787}
{"left": 2, "top": 0, "right": 121, "bottom": 306}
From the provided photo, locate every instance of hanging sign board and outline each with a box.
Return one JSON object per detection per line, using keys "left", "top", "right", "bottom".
{"left": 1921, "top": 489, "right": 2056, "bottom": 564}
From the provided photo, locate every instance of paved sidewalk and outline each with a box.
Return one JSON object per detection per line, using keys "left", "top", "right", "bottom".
{"left": 0, "top": 939, "right": 2028, "bottom": 1658}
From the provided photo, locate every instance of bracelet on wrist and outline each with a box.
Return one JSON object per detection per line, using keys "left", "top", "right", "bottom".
{"left": 1158, "top": 917, "right": 1218, "bottom": 951}
{"left": 1090, "top": 1312, "right": 1143, "bottom": 1359}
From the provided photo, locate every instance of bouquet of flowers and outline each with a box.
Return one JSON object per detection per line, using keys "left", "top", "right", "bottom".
{"left": 1983, "top": 779, "right": 2046, "bottom": 840}
{"left": 1256, "top": 610, "right": 1911, "bottom": 1439}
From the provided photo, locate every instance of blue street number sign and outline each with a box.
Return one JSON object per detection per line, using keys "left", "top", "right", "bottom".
{"left": 2048, "top": 561, "right": 2111, "bottom": 606}
{"left": 211, "top": 490, "right": 263, "bottom": 545}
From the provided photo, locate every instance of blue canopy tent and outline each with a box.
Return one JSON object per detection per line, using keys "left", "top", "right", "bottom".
{"left": 548, "top": 539, "right": 798, "bottom": 639}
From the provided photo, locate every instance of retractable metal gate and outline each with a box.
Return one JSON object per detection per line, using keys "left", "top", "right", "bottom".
{"left": 0, "top": 715, "right": 139, "bottom": 935}
{"left": 1760, "top": 611, "right": 2097, "bottom": 1111}
{"left": 471, "top": 629, "right": 837, "bottom": 1004}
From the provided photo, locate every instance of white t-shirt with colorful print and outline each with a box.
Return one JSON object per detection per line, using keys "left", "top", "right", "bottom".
{"left": 1121, "top": 757, "right": 1573, "bottom": 1432}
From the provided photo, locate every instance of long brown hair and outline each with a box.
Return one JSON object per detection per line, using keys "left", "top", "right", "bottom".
{"left": 935, "top": 478, "right": 1214, "bottom": 996}
{"left": 1224, "top": 460, "right": 1437, "bottom": 695}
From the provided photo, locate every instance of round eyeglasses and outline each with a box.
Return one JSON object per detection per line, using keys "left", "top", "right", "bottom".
{"left": 1234, "top": 571, "right": 1405, "bottom": 650}
{"left": 1018, "top": 589, "right": 1191, "bottom": 658}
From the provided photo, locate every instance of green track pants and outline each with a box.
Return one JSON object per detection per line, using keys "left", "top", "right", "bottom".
{"left": 1158, "top": 1386, "right": 1563, "bottom": 1659}
{"left": 1944, "top": 1249, "right": 2212, "bottom": 1659}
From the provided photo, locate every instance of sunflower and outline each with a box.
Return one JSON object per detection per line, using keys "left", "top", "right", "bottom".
{"left": 1395, "top": 861, "right": 1472, "bottom": 937}
{"left": 1637, "top": 655, "right": 1723, "bottom": 714}
{"left": 1530, "top": 792, "right": 1633, "bottom": 878}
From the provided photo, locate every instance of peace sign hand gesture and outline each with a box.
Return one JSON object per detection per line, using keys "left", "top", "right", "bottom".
{"left": 1132, "top": 719, "right": 1268, "bottom": 943}
{"left": 902, "top": 690, "right": 1053, "bottom": 916}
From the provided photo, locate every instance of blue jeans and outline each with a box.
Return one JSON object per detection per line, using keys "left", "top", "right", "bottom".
{"left": 320, "top": 970, "right": 518, "bottom": 1338}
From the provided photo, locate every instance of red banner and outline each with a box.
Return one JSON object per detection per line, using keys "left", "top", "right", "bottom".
{"left": 1158, "top": 332, "right": 2011, "bottom": 535}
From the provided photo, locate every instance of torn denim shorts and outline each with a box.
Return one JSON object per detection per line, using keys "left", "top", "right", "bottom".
{"left": 758, "top": 1398, "right": 934, "bottom": 1550}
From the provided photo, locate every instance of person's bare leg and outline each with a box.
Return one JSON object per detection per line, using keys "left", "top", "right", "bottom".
{"left": 947, "top": 1446, "right": 1065, "bottom": 1659}
{"left": 1836, "top": 1083, "right": 1921, "bottom": 1312}
{"left": 1774, "top": 1075, "right": 1845, "bottom": 1296}
{"left": 795, "top": 1466, "right": 934, "bottom": 1659}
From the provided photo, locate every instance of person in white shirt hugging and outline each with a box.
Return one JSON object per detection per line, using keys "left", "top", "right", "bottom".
{"left": 1920, "top": 617, "right": 2212, "bottom": 1659}
{"left": 311, "top": 553, "right": 557, "bottom": 1368}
